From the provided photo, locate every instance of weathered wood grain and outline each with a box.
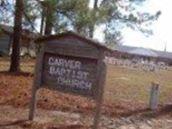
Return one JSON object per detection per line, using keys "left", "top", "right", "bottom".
{"left": 29, "top": 32, "right": 108, "bottom": 129}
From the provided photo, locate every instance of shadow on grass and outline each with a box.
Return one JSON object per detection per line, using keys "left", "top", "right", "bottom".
{"left": 118, "top": 104, "right": 172, "bottom": 119}
{"left": 0, "top": 119, "right": 87, "bottom": 129}
{"left": 0, "top": 71, "right": 33, "bottom": 77}
{"left": 142, "top": 104, "right": 172, "bottom": 118}
{"left": 48, "top": 124, "right": 87, "bottom": 129}
{"left": 120, "top": 108, "right": 150, "bottom": 117}
{"left": 0, "top": 119, "right": 29, "bottom": 127}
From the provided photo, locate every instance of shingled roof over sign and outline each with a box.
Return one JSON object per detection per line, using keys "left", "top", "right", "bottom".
{"left": 36, "top": 31, "right": 112, "bottom": 52}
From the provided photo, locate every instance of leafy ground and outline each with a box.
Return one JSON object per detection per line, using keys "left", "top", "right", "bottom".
{"left": 1, "top": 58, "right": 172, "bottom": 129}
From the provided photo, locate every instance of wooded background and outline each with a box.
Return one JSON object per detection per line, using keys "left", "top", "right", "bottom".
{"left": 0, "top": 0, "right": 161, "bottom": 72}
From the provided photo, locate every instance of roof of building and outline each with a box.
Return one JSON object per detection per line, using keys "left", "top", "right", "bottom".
{"left": 129, "top": 48, "right": 158, "bottom": 57}
{"left": 0, "top": 24, "right": 39, "bottom": 39}
{"left": 114, "top": 45, "right": 136, "bottom": 53}
{"left": 114, "top": 45, "right": 172, "bottom": 59}
{"left": 153, "top": 50, "right": 172, "bottom": 60}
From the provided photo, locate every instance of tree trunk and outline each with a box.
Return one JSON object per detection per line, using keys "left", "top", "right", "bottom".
{"left": 94, "top": 0, "right": 98, "bottom": 9}
{"left": 88, "top": 0, "right": 98, "bottom": 38}
{"left": 44, "top": 16, "right": 53, "bottom": 35}
{"left": 9, "top": 0, "right": 23, "bottom": 72}
{"left": 44, "top": 2, "right": 53, "bottom": 35}
{"left": 40, "top": 10, "right": 45, "bottom": 35}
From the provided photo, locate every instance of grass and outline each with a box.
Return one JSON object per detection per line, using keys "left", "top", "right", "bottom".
{"left": 53, "top": 116, "right": 65, "bottom": 124}
{"left": 0, "top": 57, "right": 35, "bottom": 73}
{"left": 105, "top": 64, "right": 172, "bottom": 104}
{"left": 1, "top": 58, "right": 172, "bottom": 104}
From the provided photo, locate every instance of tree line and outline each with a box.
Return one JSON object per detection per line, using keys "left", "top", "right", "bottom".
{"left": 0, "top": 0, "right": 161, "bottom": 72}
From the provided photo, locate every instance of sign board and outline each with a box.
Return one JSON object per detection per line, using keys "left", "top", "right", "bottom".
{"left": 29, "top": 32, "right": 108, "bottom": 129}
{"left": 42, "top": 53, "right": 98, "bottom": 97}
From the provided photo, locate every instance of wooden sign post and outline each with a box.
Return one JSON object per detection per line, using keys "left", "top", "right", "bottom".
{"left": 29, "top": 32, "right": 109, "bottom": 129}
{"left": 149, "top": 82, "right": 159, "bottom": 110}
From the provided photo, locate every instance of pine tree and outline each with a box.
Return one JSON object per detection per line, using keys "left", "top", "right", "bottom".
{"left": 9, "top": 0, "right": 24, "bottom": 72}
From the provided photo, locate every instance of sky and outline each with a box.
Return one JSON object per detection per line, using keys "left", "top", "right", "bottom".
{"left": 92, "top": 0, "right": 172, "bottom": 52}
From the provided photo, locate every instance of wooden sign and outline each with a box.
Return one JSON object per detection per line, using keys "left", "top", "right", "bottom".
{"left": 29, "top": 32, "right": 109, "bottom": 129}
{"left": 42, "top": 53, "right": 98, "bottom": 98}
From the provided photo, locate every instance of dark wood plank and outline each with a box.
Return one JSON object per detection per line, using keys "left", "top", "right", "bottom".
{"left": 41, "top": 52, "right": 98, "bottom": 98}
{"left": 28, "top": 45, "right": 45, "bottom": 120}
{"left": 92, "top": 50, "right": 106, "bottom": 129}
{"left": 29, "top": 33, "right": 107, "bottom": 124}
